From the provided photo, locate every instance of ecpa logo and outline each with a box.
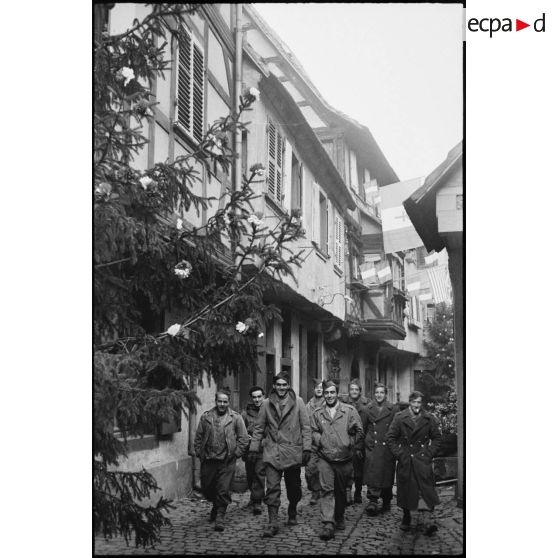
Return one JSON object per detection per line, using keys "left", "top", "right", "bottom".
{"left": 468, "top": 13, "right": 546, "bottom": 38}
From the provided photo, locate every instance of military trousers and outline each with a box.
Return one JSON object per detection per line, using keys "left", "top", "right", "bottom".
{"left": 200, "top": 457, "right": 236, "bottom": 509}
{"left": 317, "top": 458, "right": 353, "bottom": 525}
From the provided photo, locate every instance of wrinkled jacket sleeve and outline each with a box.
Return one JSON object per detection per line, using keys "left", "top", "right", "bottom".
{"left": 427, "top": 415, "right": 442, "bottom": 458}
{"left": 194, "top": 416, "right": 205, "bottom": 458}
{"left": 249, "top": 402, "right": 266, "bottom": 453}
{"left": 234, "top": 414, "right": 250, "bottom": 457}
{"left": 348, "top": 407, "right": 364, "bottom": 451}
{"left": 310, "top": 409, "right": 322, "bottom": 451}
{"left": 386, "top": 415, "right": 402, "bottom": 459}
{"left": 298, "top": 397, "right": 312, "bottom": 452}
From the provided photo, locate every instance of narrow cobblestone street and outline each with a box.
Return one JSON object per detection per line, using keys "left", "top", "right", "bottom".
{"left": 95, "top": 483, "right": 462, "bottom": 555}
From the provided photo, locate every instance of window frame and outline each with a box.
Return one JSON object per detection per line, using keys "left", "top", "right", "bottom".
{"left": 174, "top": 24, "right": 205, "bottom": 144}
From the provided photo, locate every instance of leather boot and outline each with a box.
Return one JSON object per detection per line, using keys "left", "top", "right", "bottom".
{"left": 209, "top": 504, "right": 217, "bottom": 522}
{"left": 400, "top": 508, "right": 411, "bottom": 531}
{"left": 354, "top": 482, "right": 363, "bottom": 503}
{"left": 252, "top": 500, "right": 262, "bottom": 515}
{"left": 214, "top": 507, "right": 226, "bottom": 532}
{"left": 287, "top": 502, "right": 297, "bottom": 525}
{"left": 366, "top": 497, "right": 380, "bottom": 516}
{"left": 263, "top": 507, "right": 279, "bottom": 538}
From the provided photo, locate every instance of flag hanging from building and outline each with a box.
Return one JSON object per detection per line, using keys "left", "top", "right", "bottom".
{"left": 424, "top": 252, "right": 439, "bottom": 266}
{"left": 406, "top": 281, "right": 421, "bottom": 292}
{"left": 379, "top": 178, "right": 424, "bottom": 254}
{"left": 376, "top": 261, "right": 392, "bottom": 284}
{"left": 359, "top": 262, "right": 378, "bottom": 284}
{"left": 426, "top": 264, "right": 452, "bottom": 303}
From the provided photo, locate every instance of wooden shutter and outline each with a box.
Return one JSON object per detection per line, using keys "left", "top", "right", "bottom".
{"left": 283, "top": 140, "right": 292, "bottom": 210}
{"left": 176, "top": 26, "right": 204, "bottom": 142}
{"left": 267, "top": 119, "right": 284, "bottom": 205}
{"left": 192, "top": 42, "right": 204, "bottom": 142}
{"left": 335, "top": 213, "right": 344, "bottom": 268}
{"left": 312, "top": 182, "right": 320, "bottom": 243}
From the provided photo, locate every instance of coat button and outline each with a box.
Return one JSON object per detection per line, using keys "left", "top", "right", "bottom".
{"left": 411, "top": 454, "right": 414, "bottom": 457}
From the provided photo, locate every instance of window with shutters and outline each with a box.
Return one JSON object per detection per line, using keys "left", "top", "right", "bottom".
{"left": 319, "top": 192, "right": 328, "bottom": 253}
{"left": 175, "top": 26, "right": 205, "bottom": 143}
{"left": 267, "top": 119, "right": 285, "bottom": 206}
{"left": 291, "top": 152, "right": 302, "bottom": 211}
{"left": 334, "top": 214, "right": 344, "bottom": 271}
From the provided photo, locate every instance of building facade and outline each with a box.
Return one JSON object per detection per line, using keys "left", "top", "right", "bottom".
{"left": 103, "top": 3, "right": 434, "bottom": 499}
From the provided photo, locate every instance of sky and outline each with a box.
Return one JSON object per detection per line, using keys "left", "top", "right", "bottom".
{"left": 255, "top": 2, "right": 463, "bottom": 182}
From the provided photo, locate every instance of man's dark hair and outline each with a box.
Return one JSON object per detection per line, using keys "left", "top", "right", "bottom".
{"left": 249, "top": 385, "right": 264, "bottom": 397}
{"left": 409, "top": 390, "right": 424, "bottom": 402}
{"left": 273, "top": 371, "right": 290, "bottom": 385}
{"left": 322, "top": 380, "right": 338, "bottom": 393}
{"left": 374, "top": 382, "right": 388, "bottom": 393}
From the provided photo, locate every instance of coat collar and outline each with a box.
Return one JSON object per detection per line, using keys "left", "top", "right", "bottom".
{"left": 209, "top": 407, "right": 233, "bottom": 426}
{"left": 317, "top": 400, "right": 349, "bottom": 422}
{"left": 268, "top": 389, "right": 296, "bottom": 423}
{"left": 369, "top": 400, "right": 393, "bottom": 418}
{"left": 401, "top": 408, "right": 429, "bottom": 433}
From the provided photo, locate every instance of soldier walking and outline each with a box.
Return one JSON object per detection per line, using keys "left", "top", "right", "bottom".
{"left": 361, "top": 382, "right": 397, "bottom": 515}
{"left": 194, "top": 389, "right": 250, "bottom": 532}
{"left": 386, "top": 390, "right": 442, "bottom": 535}
{"left": 242, "top": 385, "right": 266, "bottom": 515}
{"left": 305, "top": 378, "right": 324, "bottom": 505}
{"left": 310, "top": 380, "right": 364, "bottom": 541}
{"left": 341, "top": 378, "right": 370, "bottom": 504}
{"left": 247, "top": 372, "right": 311, "bottom": 537}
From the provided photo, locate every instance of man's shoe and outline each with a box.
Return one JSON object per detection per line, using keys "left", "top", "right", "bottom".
{"left": 381, "top": 499, "right": 391, "bottom": 513}
{"left": 334, "top": 518, "right": 346, "bottom": 530}
{"left": 345, "top": 488, "right": 354, "bottom": 505}
{"left": 354, "top": 492, "right": 362, "bottom": 504}
{"left": 252, "top": 501, "right": 262, "bottom": 515}
{"left": 214, "top": 508, "right": 226, "bottom": 532}
{"left": 310, "top": 491, "right": 319, "bottom": 505}
{"left": 424, "top": 524, "right": 438, "bottom": 537}
{"left": 319, "top": 524, "right": 335, "bottom": 540}
{"left": 209, "top": 505, "right": 218, "bottom": 522}
{"left": 287, "top": 515, "right": 298, "bottom": 526}
{"left": 262, "top": 507, "right": 279, "bottom": 538}
{"left": 400, "top": 509, "right": 411, "bottom": 531}
{"left": 366, "top": 500, "right": 379, "bottom": 516}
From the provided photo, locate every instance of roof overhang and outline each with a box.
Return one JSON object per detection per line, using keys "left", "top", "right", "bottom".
{"left": 259, "top": 73, "right": 356, "bottom": 211}
{"left": 403, "top": 142, "right": 463, "bottom": 252}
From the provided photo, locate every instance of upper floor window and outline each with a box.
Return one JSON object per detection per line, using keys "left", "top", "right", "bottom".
{"left": 175, "top": 26, "right": 205, "bottom": 143}
{"left": 267, "top": 119, "right": 285, "bottom": 205}
{"left": 291, "top": 152, "right": 303, "bottom": 212}
{"left": 334, "top": 213, "right": 344, "bottom": 271}
{"left": 349, "top": 149, "right": 359, "bottom": 193}
{"left": 319, "top": 191, "right": 329, "bottom": 253}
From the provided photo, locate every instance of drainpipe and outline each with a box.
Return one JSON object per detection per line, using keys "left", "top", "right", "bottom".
{"left": 234, "top": 4, "right": 243, "bottom": 195}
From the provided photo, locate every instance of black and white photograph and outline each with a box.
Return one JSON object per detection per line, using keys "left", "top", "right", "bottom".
{"left": 92, "top": 2, "right": 463, "bottom": 555}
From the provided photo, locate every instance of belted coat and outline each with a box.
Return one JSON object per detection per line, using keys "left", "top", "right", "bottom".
{"left": 386, "top": 409, "right": 442, "bottom": 510}
{"left": 310, "top": 402, "right": 364, "bottom": 463}
{"left": 194, "top": 407, "right": 250, "bottom": 462}
{"left": 241, "top": 403, "right": 264, "bottom": 456}
{"left": 361, "top": 400, "right": 397, "bottom": 488}
{"left": 249, "top": 389, "right": 311, "bottom": 471}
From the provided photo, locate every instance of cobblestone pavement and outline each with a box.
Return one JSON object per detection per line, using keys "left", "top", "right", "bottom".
{"left": 95, "top": 483, "right": 462, "bottom": 555}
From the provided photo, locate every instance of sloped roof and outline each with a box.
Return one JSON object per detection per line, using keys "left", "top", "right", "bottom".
{"left": 403, "top": 141, "right": 463, "bottom": 252}
{"left": 245, "top": 4, "right": 399, "bottom": 185}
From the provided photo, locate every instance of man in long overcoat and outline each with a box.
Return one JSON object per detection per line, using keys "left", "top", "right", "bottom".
{"left": 361, "top": 382, "right": 397, "bottom": 515}
{"left": 194, "top": 389, "right": 250, "bottom": 532}
{"left": 241, "top": 385, "right": 266, "bottom": 515}
{"left": 305, "top": 378, "right": 324, "bottom": 505}
{"left": 341, "top": 378, "right": 370, "bottom": 504}
{"left": 386, "top": 390, "right": 441, "bottom": 535}
{"left": 310, "top": 380, "right": 364, "bottom": 541}
{"left": 247, "top": 372, "right": 311, "bottom": 537}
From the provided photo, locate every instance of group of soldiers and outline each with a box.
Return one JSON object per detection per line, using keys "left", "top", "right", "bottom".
{"left": 194, "top": 372, "right": 442, "bottom": 540}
